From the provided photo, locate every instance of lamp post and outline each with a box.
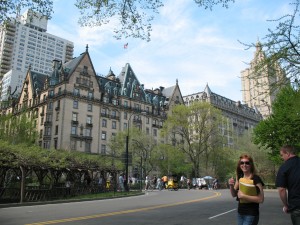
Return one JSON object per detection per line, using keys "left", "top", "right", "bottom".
{"left": 125, "top": 113, "right": 134, "bottom": 192}
{"left": 125, "top": 112, "right": 146, "bottom": 191}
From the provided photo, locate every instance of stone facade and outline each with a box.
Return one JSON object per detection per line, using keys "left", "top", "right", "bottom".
{"left": 241, "top": 42, "right": 285, "bottom": 118}
{"left": 183, "top": 84, "right": 262, "bottom": 147}
{"left": 1, "top": 46, "right": 184, "bottom": 154}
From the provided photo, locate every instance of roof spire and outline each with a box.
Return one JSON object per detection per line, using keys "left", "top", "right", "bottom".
{"left": 86, "top": 44, "right": 89, "bottom": 52}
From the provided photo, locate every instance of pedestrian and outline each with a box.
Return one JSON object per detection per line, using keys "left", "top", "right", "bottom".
{"left": 187, "top": 178, "right": 191, "bottom": 190}
{"left": 119, "top": 173, "right": 124, "bottom": 191}
{"left": 162, "top": 175, "right": 168, "bottom": 189}
{"left": 156, "top": 177, "right": 162, "bottom": 190}
{"left": 180, "top": 175, "right": 185, "bottom": 188}
{"left": 145, "top": 175, "right": 150, "bottom": 190}
{"left": 275, "top": 145, "right": 300, "bottom": 225}
{"left": 65, "top": 180, "right": 71, "bottom": 197}
{"left": 228, "top": 154, "right": 264, "bottom": 225}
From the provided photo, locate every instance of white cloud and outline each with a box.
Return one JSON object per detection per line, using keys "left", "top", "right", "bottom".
{"left": 46, "top": 0, "right": 291, "bottom": 102}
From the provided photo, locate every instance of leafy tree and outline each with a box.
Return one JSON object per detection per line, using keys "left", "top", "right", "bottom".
{"left": 0, "top": 0, "right": 53, "bottom": 24}
{"left": 152, "top": 143, "right": 192, "bottom": 176}
{"left": 162, "top": 101, "right": 224, "bottom": 177}
{"left": 1, "top": 0, "right": 234, "bottom": 41}
{"left": 243, "top": 0, "right": 300, "bottom": 94}
{"left": 0, "top": 111, "right": 37, "bottom": 145}
{"left": 253, "top": 85, "right": 300, "bottom": 161}
{"left": 235, "top": 130, "right": 277, "bottom": 183}
{"left": 108, "top": 127, "right": 156, "bottom": 177}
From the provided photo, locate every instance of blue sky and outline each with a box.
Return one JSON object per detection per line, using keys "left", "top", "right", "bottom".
{"left": 46, "top": 0, "right": 292, "bottom": 101}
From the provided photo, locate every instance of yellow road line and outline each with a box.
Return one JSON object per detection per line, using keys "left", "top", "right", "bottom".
{"left": 26, "top": 192, "right": 221, "bottom": 225}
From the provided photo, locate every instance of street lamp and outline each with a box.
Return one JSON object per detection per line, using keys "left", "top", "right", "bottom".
{"left": 124, "top": 113, "right": 133, "bottom": 192}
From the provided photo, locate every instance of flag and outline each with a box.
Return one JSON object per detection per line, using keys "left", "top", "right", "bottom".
{"left": 124, "top": 43, "right": 128, "bottom": 49}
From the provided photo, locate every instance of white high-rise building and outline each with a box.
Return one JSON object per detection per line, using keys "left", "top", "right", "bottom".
{"left": 0, "top": 10, "right": 74, "bottom": 100}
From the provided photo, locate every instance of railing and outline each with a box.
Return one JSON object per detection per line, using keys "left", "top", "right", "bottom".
{"left": 0, "top": 184, "right": 114, "bottom": 203}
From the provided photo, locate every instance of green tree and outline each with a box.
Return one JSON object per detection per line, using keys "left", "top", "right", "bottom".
{"left": 253, "top": 85, "right": 300, "bottom": 161}
{"left": 108, "top": 127, "right": 156, "bottom": 176}
{"left": 1, "top": 0, "right": 234, "bottom": 41}
{"left": 235, "top": 131, "right": 276, "bottom": 183}
{"left": 153, "top": 143, "right": 192, "bottom": 176}
{"left": 0, "top": 111, "right": 37, "bottom": 145}
{"left": 0, "top": 0, "right": 53, "bottom": 24}
{"left": 162, "top": 102, "right": 224, "bottom": 177}
{"left": 243, "top": 0, "right": 300, "bottom": 94}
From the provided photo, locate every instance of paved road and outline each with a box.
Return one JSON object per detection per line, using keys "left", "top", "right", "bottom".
{"left": 0, "top": 189, "right": 292, "bottom": 225}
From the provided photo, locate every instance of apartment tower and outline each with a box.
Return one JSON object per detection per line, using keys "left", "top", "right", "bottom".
{"left": 0, "top": 9, "right": 74, "bottom": 100}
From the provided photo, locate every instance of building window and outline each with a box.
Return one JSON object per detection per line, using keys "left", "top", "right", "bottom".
{"left": 87, "top": 103, "right": 92, "bottom": 111}
{"left": 101, "top": 131, "right": 106, "bottom": 140}
{"left": 111, "top": 110, "right": 117, "bottom": 119}
{"left": 102, "top": 119, "right": 107, "bottom": 127}
{"left": 112, "top": 99, "right": 118, "bottom": 105}
{"left": 146, "top": 127, "right": 150, "bottom": 134}
{"left": 153, "top": 129, "right": 157, "bottom": 137}
{"left": 74, "top": 88, "right": 80, "bottom": 96}
{"left": 43, "top": 141, "right": 50, "bottom": 149}
{"left": 124, "top": 123, "right": 127, "bottom": 130}
{"left": 103, "top": 96, "right": 109, "bottom": 103}
{"left": 101, "top": 144, "right": 106, "bottom": 154}
{"left": 85, "top": 128, "right": 92, "bottom": 137}
{"left": 48, "top": 102, "right": 53, "bottom": 110}
{"left": 71, "top": 140, "right": 76, "bottom": 150}
{"left": 72, "top": 112, "right": 78, "bottom": 121}
{"left": 112, "top": 121, "right": 116, "bottom": 129}
{"left": 146, "top": 117, "right": 150, "bottom": 124}
{"left": 73, "top": 100, "right": 78, "bottom": 109}
{"left": 56, "top": 100, "right": 60, "bottom": 109}
{"left": 46, "top": 114, "right": 52, "bottom": 122}
{"left": 124, "top": 101, "right": 128, "bottom": 107}
{"left": 85, "top": 142, "right": 91, "bottom": 153}
{"left": 124, "top": 112, "right": 128, "bottom": 120}
{"left": 86, "top": 115, "right": 92, "bottom": 124}
{"left": 101, "top": 108, "right": 108, "bottom": 116}
{"left": 88, "top": 91, "right": 93, "bottom": 99}
{"left": 56, "top": 111, "right": 59, "bottom": 121}
{"left": 55, "top": 125, "right": 58, "bottom": 135}
{"left": 54, "top": 139, "right": 58, "bottom": 149}
{"left": 71, "top": 126, "right": 77, "bottom": 135}
{"left": 45, "top": 127, "right": 51, "bottom": 135}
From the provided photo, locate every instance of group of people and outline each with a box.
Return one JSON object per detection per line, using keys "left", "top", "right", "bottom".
{"left": 228, "top": 145, "right": 300, "bottom": 225}
{"left": 144, "top": 175, "right": 167, "bottom": 190}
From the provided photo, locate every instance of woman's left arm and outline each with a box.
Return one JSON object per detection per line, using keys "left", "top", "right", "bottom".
{"left": 238, "top": 183, "right": 264, "bottom": 203}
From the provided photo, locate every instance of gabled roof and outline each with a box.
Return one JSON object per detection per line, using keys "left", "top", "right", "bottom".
{"left": 30, "top": 71, "right": 48, "bottom": 94}
{"left": 118, "top": 63, "right": 147, "bottom": 101}
{"left": 63, "top": 53, "right": 85, "bottom": 78}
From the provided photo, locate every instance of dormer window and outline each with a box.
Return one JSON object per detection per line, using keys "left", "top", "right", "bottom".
{"left": 83, "top": 66, "right": 88, "bottom": 75}
{"left": 74, "top": 88, "right": 80, "bottom": 96}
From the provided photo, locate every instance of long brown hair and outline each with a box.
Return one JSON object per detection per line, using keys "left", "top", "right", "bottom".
{"left": 236, "top": 154, "right": 256, "bottom": 179}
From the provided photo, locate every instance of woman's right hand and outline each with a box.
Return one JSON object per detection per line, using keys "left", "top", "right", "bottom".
{"left": 228, "top": 177, "right": 235, "bottom": 186}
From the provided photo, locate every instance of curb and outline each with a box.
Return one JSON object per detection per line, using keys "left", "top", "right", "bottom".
{"left": 0, "top": 192, "right": 144, "bottom": 208}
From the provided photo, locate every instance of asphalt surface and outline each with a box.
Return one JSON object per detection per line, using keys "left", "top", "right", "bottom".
{"left": 0, "top": 189, "right": 292, "bottom": 225}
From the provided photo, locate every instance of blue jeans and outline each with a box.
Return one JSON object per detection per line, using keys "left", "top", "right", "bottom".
{"left": 237, "top": 213, "right": 259, "bottom": 225}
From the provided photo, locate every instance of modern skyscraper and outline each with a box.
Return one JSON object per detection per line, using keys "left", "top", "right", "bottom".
{"left": 0, "top": 9, "right": 74, "bottom": 100}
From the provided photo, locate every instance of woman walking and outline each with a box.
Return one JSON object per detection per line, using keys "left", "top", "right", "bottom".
{"left": 228, "top": 154, "right": 264, "bottom": 225}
